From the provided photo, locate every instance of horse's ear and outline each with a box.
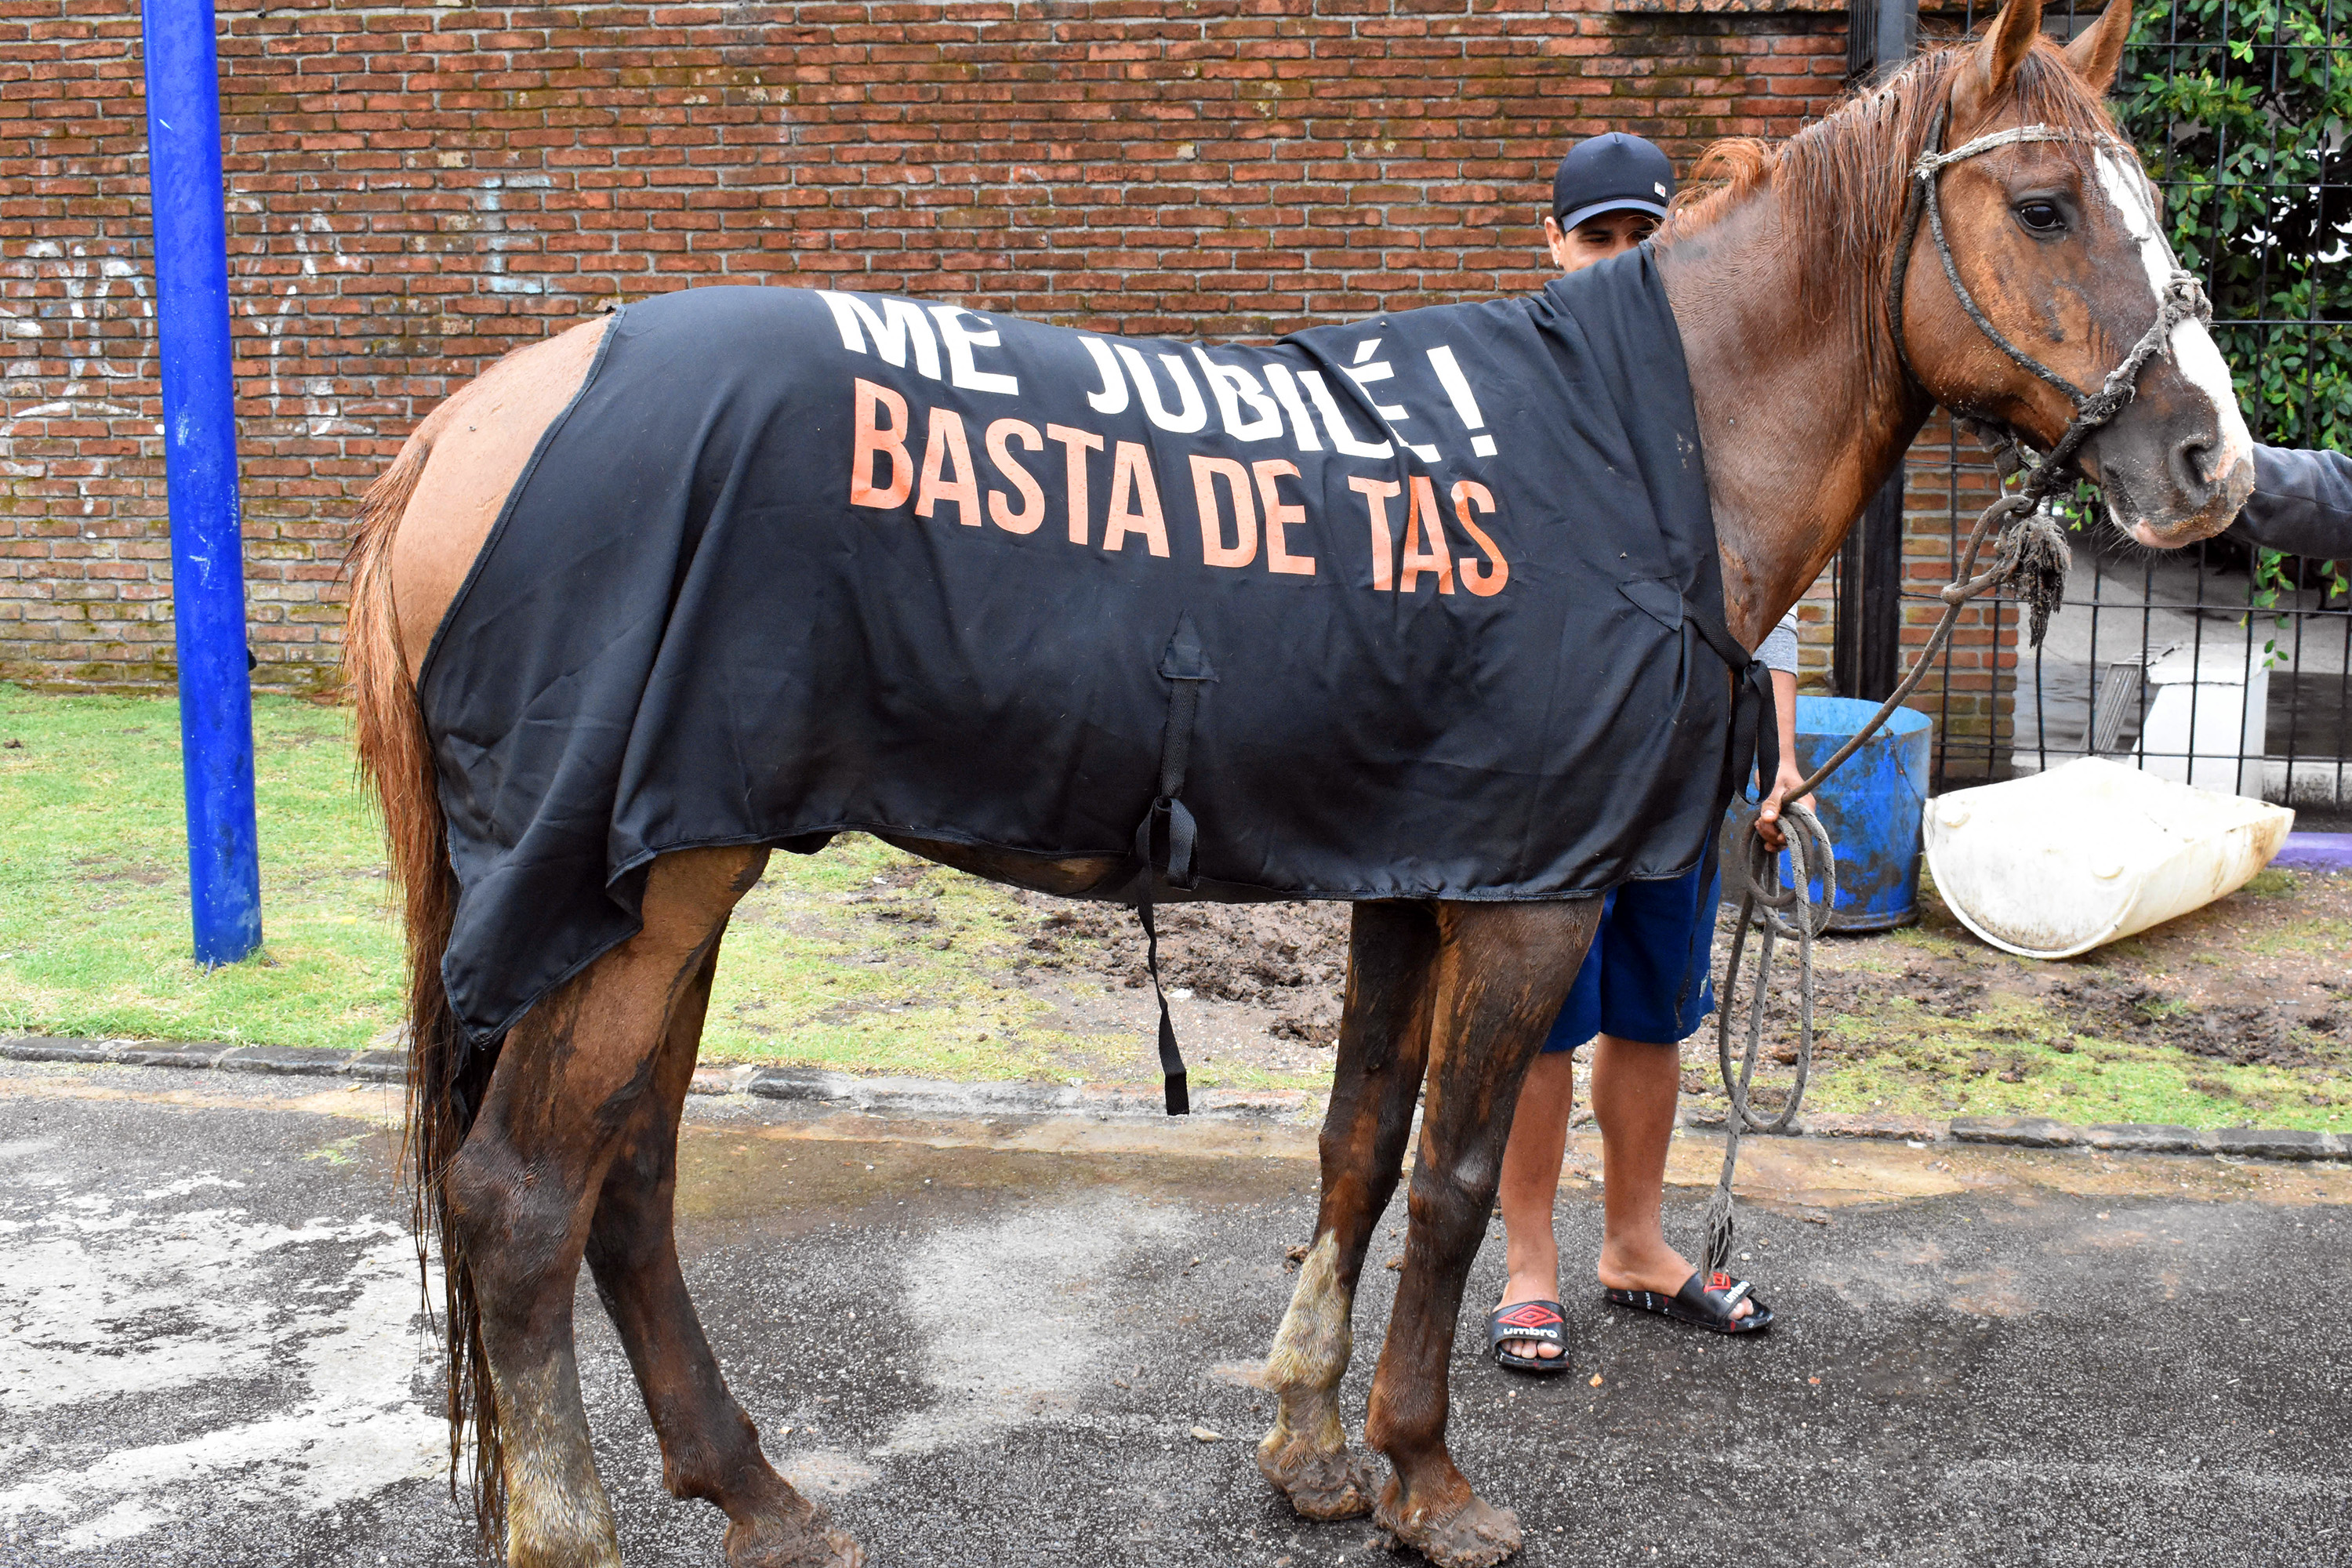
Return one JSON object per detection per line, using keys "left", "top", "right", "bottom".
{"left": 2063, "top": 0, "right": 2132, "bottom": 93}
{"left": 1954, "top": 0, "right": 2048, "bottom": 126}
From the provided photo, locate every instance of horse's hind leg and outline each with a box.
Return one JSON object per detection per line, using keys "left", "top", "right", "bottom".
{"left": 1258, "top": 901, "right": 1441, "bottom": 1521}
{"left": 585, "top": 925, "right": 861, "bottom": 1568}
{"left": 446, "top": 845, "right": 776, "bottom": 1568}
{"left": 1364, "top": 900, "right": 1599, "bottom": 1568}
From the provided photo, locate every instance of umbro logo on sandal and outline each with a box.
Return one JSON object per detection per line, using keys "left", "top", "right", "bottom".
{"left": 1494, "top": 1303, "right": 1562, "bottom": 1330}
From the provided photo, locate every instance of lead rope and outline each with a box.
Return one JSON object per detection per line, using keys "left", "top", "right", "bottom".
{"left": 1697, "top": 479, "right": 2046, "bottom": 1276}
{"left": 1697, "top": 107, "right": 2219, "bottom": 1274}
{"left": 1700, "top": 800, "right": 1833, "bottom": 1274}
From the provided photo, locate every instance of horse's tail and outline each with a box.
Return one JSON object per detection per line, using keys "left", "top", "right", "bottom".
{"left": 343, "top": 434, "right": 507, "bottom": 1543}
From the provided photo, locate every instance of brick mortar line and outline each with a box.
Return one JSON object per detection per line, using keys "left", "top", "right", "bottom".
{"left": 5, "top": 1033, "right": 2347, "bottom": 1160}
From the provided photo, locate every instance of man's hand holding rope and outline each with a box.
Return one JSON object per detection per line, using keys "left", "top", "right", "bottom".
{"left": 1751, "top": 670, "right": 1815, "bottom": 854}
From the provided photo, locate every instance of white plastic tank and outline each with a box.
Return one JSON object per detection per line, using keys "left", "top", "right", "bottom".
{"left": 2136, "top": 643, "right": 2270, "bottom": 798}
{"left": 1922, "top": 756, "right": 2293, "bottom": 960}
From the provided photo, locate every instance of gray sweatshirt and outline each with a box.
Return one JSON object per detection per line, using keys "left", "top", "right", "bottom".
{"left": 2233, "top": 444, "right": 2352, "bottom": 560}
{"left": 1758, "top": 608, "right": 1800, "bottom": 676}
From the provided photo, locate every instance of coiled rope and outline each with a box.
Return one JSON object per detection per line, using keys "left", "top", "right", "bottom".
{"left": 1700, "top": 800, "right": 1835, "bottom": 1274}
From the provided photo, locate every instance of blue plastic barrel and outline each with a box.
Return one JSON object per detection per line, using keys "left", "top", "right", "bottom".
{"left": 1724, "top": 695, "right": 1933, "bottom": 931}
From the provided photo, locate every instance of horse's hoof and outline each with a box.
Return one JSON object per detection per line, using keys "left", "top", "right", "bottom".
{"left": 1256, "top": 1433, "right": 1382, "bottom": 1520}
{"left": 1372, "top": 1490, "right": 1522, "bottom": 1568}
{"left": 724, "top": 1508, "right": 866, "bottom": 1568}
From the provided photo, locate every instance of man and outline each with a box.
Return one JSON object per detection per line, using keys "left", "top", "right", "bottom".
{"left": 1489, "top": 133, "right": 1808, "bottom": 1371}
{"left": 1541, "top": 132, "right": 1677, "bottom": 271}
{"left": 2234, "top": 445, "right": 2352, "bottom": 557}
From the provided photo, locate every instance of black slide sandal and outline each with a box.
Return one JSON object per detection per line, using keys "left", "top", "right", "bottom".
{"left": 1486, "top": 1300, "right": 1574, "bottom": 1374}
{"left": 1603, "top": 1269, "right": 1775, "bottom": 1334}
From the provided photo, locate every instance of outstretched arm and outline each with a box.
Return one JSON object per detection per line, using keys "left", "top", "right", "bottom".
{"left": 1751, "top": 610, "right": 1812, "bottom": 852}
{"left": 2230, "top": 445, "right": 2352, "bottom": 561}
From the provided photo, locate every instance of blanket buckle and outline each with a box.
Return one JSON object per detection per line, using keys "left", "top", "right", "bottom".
{"left": 1131, "top": 612, "right": 1218, "bottom": 1116}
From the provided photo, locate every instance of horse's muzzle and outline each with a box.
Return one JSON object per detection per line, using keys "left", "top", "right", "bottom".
{"left": 2123, "top": 448, "right": 2253, "bottom": 549}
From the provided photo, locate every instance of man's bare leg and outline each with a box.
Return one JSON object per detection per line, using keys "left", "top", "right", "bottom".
{"left": 1589, "top": 1033, "right": 1752, "bottom": 1319}
{"left": 1491, "top": 1049, "right": 1576, "bottom": 1361}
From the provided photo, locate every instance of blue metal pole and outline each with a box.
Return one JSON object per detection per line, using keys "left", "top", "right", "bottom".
{"left": 140, "top": 0, "right": 261, "bottom": 966}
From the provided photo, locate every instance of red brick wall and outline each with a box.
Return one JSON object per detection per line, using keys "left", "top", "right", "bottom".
{"left": 23, "top": 2, "right": 2042, "bottom": 719}
{"left": 1784, "top": 419, "right": 2016, "bottom": 783}
{"left": 1900, "top": 414, "right": 2018, "bottom": 781}
{"left": 2, "top": 0, "right": 1868, "bottom": 693}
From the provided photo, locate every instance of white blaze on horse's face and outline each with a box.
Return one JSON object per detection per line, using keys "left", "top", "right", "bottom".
{"left": 2091, "top": 147, "right": 2255, "bottom": 546}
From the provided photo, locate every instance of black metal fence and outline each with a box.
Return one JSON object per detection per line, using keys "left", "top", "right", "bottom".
{"left": 1841, "top": 0, "right": 2352, "bottom": 811}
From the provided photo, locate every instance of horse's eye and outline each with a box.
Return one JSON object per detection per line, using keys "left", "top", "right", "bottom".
{"left": 2016, "top": 201, "right": 2065, "bottom": 234}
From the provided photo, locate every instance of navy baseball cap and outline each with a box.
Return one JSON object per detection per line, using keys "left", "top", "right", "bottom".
{"left": 1552, "top": 133, "right": 1675, "bottom": 230}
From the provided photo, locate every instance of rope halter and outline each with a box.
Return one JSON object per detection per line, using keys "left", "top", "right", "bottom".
{"left": 1889, "top": 110, "right": 2215, "bottom": 495}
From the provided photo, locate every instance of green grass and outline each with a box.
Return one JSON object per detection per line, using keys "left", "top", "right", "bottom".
{"left": 0, "top": 684, "right": 401, "bottom": 1049}
{"left": 0, "top": 684, "right": 1281, "bottom": 1088}
{"left": 2238, "top": 868, "right": 2305, "bottom": 899}
{"left": 1748, "top": 882, "right": 2352, "bottom": 1131}
{"left": 693, "top": 843, "right": 1192, "bottom": 1083}
{"left": 1795, "top": 1020, "right": 2348, "bottom": 1131}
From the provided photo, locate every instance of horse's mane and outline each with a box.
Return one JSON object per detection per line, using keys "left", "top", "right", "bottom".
{"left": 1657, "top": 36, "right": 2125, "bottom": 395}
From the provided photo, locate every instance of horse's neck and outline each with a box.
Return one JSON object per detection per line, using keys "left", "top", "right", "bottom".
{"left": 1658, "top": 194, "right": 1930, "bottom": 649}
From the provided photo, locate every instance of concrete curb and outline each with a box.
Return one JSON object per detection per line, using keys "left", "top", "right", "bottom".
{"left": 728, "top": 1063, "right": 1309, "bottom": 1120}
{"left": 0, "top": 1035, "right": 1308, "bottom": 1121}
{"left": 1678, "top": 1109, "right": 2352, "bottom": 1161}
{"left": 6, "top": 1034, "right": 2348, "bottom": 1158}
{"left": 3, "top": 1035, "right": 411, "bottom": 1082}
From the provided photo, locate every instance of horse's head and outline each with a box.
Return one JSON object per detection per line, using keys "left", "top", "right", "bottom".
{"left": 1901, "top": 0, "right": 2252, "bottom": 547}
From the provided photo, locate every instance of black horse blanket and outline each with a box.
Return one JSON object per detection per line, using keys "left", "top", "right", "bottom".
{"left": 419, "top": 250, "right": 1770, "bottom": 1051}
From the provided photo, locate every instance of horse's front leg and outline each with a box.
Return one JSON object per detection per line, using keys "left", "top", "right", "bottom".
{"left": 1258, "top": 901, "right": 1440, "bottom": 1520}
{"left": 1366, "top": 898, "right": 1599, "bottom": 1568}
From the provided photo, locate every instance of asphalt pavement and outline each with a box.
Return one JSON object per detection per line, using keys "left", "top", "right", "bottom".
{"left": 1, "top": 1059, "right": 2346, "bottom": 1567}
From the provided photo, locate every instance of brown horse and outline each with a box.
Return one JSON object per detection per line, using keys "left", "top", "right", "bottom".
{"left": 344, "top": 2, "right": 2246, "bottom": 1563}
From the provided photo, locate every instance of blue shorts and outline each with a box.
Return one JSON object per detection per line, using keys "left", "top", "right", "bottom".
{"left": 1540, "top": 860, "right": 1722, "bottom": 1053}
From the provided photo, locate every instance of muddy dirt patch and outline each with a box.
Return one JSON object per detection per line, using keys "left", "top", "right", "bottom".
{"left": 1726, "top": 864, "right": 2352, "bottom": 1127}
{"left": 2039, "top": 977, "right": 2347, "bottom": 1068}
{"left": 987, "top": 860, "right": 2352, "bottom": 1128}
{"left": 732, "top": 829, "right": 2352, "bottom": 1128}
{"left": 1005, "top": 893, "right": 1351, "bottom": 1046}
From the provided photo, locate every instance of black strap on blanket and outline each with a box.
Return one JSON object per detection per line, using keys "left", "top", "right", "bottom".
{"left": 1688, "top": 609, "right": 1780, "bottom": 804}
{"left": 1131, "top": 612, "right": 1216, "bottom": 1116}
{"left": 1134, "top": 898, "right": 1188, "bottom": 1115}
